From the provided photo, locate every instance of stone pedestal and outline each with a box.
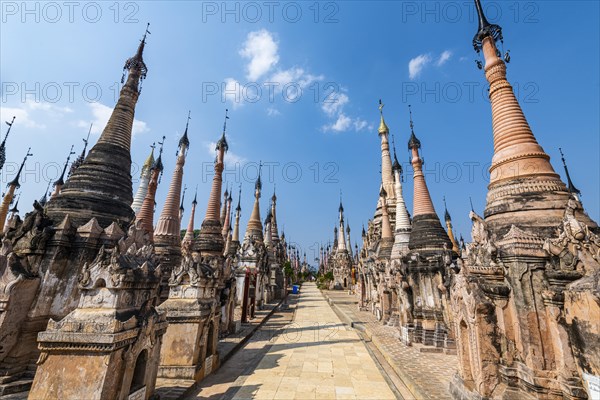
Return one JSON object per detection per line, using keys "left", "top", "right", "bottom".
{"left": 29, "top": 225, "right": 167, "bottom": 400}
{"left": 157, "top": 252, "right": 222, "bottom": 382}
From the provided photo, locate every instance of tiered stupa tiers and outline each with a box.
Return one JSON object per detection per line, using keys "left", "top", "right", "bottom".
{"left": 244, "top": 166, "right": 264, "bottom": 243}
{"left": 390, "top": 149, "right": 411, "bottom": 259}
{"left": 472, "top": 0, "right": 596, "bottom": 234}
{"left": 131, "top": 144, "right": 155, "bottom": 214}
{"left": 406, "top": 109, "right": 451, "bottom": 253}
{"left": 196, "top": 110, "right": 229, "bottom": 255}
{"left": 136, "top": 139, "right": 164, "bottom": 239}
{"left": 46, "top": 32, "right": 149, "bottom": 228}
{"left": 154, "top": 114, "right": 190, "bottom": 251}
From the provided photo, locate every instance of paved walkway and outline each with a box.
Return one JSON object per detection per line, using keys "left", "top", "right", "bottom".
{"left": 323, "top": 290, "right": 457, "bottom": 400}
{"left": 157, "top": 299, "right": 285, "bottom": 400}
{"left": 185, "top": 295, "right": 298, "bottom": 399}
{"left": 226, "top": 283, "right": 397, "bottom": 399}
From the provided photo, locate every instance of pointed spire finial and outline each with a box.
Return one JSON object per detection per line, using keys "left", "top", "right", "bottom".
{"left": 407, "top": 105, "right": 421, "bottom": 150}
{"left": 122, "top": 23, "right": 150, "bottom": 88}
{"left": 142, "top": 22, "right": 151, "bottom": 44}
{"left": 0, "top": 116, "right": 17, "bottom": 174}
{"left": 255, "top": 161, "right": 262, "bottom": 192}
{"left": 469, "top": 196, "right": 475, "bottom": 212}
{"left": 391, "top": 133, "right": 402, "bottom": 173}
{"left": 1, "top": 116, "right": 16, "bottom": 146}
{"left": 236, "top": 183, "right": 242, "bottom": 211}
{"left": 180, "top": 184, "right": 187, "bottom": 211}
{"left": 473, "top": 0, "right": 503, "bottom": 53}
{"left": 9, "top": 147, "right": 33, "bottom": 189}
{"left": 443, "top": 196, "right": 451, "bottom": 222}
{"left": 154, "top": 135, "right": 166, "bottom": 181}
{"left": 378, "top": 99, "right": 389, "bottom": 134}
{"left": 216, "top": 109, "right": 229, "bottom": 152}
{"left": 178, "top": 111, "right": 191, "bottom": 151}
{"left": 39, "top": 179, "right": 52, "bottom": 206}
{"left": 54, "top": 144, "right": 76, "bottom": 187}
{"left": 559, "top": 148, "right": 581, "bottom": 196}
{"left": 192, "top": 184, "right": 198, "bottom": 205}
{"left": 68, "top": 124, "right": 92, "bottom": 177}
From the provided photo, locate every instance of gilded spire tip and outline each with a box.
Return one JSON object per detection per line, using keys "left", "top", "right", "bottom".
{"left": 378, "top": 99, "right": 389, "bottom": 134}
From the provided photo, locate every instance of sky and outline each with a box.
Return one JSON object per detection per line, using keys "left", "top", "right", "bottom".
{"left": 1, "top": 1, "right": 599, "bottom": 265}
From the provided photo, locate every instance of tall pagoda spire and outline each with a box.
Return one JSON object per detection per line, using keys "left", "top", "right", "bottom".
{"left": 380, "top": 188, "right": 393, "bottom": 241}
{"left": 407, "top": 107, "right": 451, "bottom": 253}
{"left": 183, "top": 186, "right": 198, "bottom": 243}
{"left": 443, "top": 197, "right": 460, "bottom": 254}
{"left": 197, "top": 109, "right": 229, "bottom": 255}
{"left": 270, "top": 186, "right": 280, "bottom": 244}
{"left": 264, "top": 206, "right": 273, "bottom": 247}
{"left": 179, "top": 184, "right": 187, "bottom": 223}
{"left": 337, "top": 194, "right": 347, "bottom": 252}
{"left": 131, "top": 142, "right": 155, "bottom": 214}
{"left": 221, "top": 187, "right": 233, "bottom": 240}
{"left": 51, "top": 145, "right": 75, "bottom": 199}
{"left": 559, "top": 148, "right": 581, "bottom": 200}
{"left": 231, "top": 185, "right": 242, "bottom": 247}
{"left": 220, "top": 187, "right": 229, "bottom": 226}
{"left": 155, "top": 112, "right": 190, "bottom": 253}
{"left": 245, "top": 162, "right": 264, "bottom": 243}
{"left": 472, "top": 0, "right": 574, "bottom": 232}
{"left": 0, "top": 116, "right": 16, "bottom": 175}
{"left": 333, "top": 226, "right": 339, "bottom": 252}
{"left": 378, "top": 100, "right": 395, "bottom": 202}
{"left": 0, "top": 147, "right": 32, "bottom": 231}
{"left": 390, "top": 143, "right": 411, "bottom": 259}
{"left": 346, "top": 223, "right": 353, "bottom": 258}
{"left": 136, "top": 137, "right": 164, "bottom": 239}
{"left": 46, "top": 25, "right": 150, "bottom": 228}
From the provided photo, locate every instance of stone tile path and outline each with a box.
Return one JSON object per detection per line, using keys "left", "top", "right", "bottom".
{"left": 185, "top": 295, "right": 298, "bottom": 399}
{"left": 157, "top": 299, "right": 285, "bottom": 400}
{"left": 227, "top": 283, "right": 397, "bottom": 400}
{"left": 323, "top": 290, "right": 458, "bottom": 400}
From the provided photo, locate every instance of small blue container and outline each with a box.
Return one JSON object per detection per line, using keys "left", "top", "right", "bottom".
{"left": 292, "top": 285, "right": 299, "bottom": 294}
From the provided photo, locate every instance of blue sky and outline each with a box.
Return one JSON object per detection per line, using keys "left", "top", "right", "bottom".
{"left": 1, "top": 1, "right": 599, "bottom": 264}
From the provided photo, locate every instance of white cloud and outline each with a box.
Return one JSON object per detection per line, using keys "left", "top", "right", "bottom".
{"left": 327, "top": 114, "right": 352, "bottom": 132}
{"left": 222, "top": 78, "right": 244, "bottom": 109}
{"left": 0, "top": 106, "right": 46, "bottom": 129}
{"left": 409, "top": 50, "right": 453, "bottom": 79}
{"left": 408, "top": 54, "right": 432, "bottom": 80}
{"left": 321, "top": 114, "right": 370, "bottom": 133}
{"left": 205, "top": 141, "right": 246, "bottom": 164}
{"left": 76, "top": 102, "right": 148, "bottom": 136}
{"left": 240, "top": 29, "right": 279, "bottom": 81}
{"left": 353, "top": 119, "right": 368, "bottom": 131}
{"left": 321, "top": 92, "right": 349, "bottom": 117}
{"left": 267, "top": 107, "right": 281, "bottom": 116}
{"left": 27, "top": 102, "right": 73, "bottom": 114}
{"left": 269, "top": 67, "right": 323, "bottom": 89}
{"left": 437, "top": 50, "right": 452, "bottom": 66}
{"left": 229, "top": 29, "right": 365, "bottom": 133}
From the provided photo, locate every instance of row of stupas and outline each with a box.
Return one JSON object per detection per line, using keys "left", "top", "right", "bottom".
{"left": 348, "top": 100, "right": 457, "bottom": 349}
{"left": 323, "top": 1, "right": 600, "bottom": 399}
{"left": 0, "top": 24, "right": 291, "bottom": 398}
